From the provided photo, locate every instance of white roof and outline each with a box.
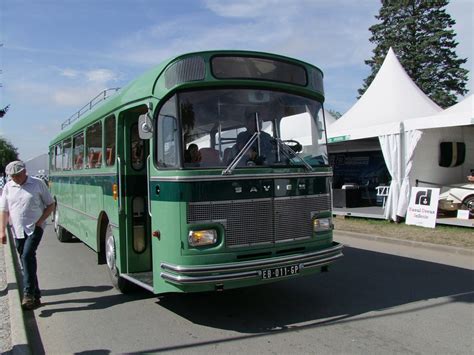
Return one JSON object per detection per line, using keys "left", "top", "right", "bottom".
{"left": 404, "top": 94, "right": 474, "bottom": 130}
{"left": 327, "top": 48, "right": 442, "bottom": 142}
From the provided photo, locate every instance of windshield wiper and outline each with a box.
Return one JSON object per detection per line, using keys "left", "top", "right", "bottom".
{"left": 222, "top": 131, "right": 260, "bottom": 175}
{"left": 275, "top": 138, "right": 313, "bottom": 172}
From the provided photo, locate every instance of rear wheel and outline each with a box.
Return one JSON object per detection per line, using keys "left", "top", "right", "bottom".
{"left": 54, "top": 207, "right": 73, "bottom": 242}
{"left": 105, "top": 224, "right": 130, "bottom": 293}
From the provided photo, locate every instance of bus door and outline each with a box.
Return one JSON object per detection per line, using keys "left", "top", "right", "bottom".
{"left": 122, "top": 115, "right": 152, "bottom": 273}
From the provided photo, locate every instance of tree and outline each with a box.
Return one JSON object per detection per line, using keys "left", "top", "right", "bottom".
{"left": 0, "top": 105, "right": 9, "bottom": 118}
{"left": 0, "top": 137, "right": 19, "bottom": 174}
{"left": 359, "top": 0, "right": 468, "bottom": 108}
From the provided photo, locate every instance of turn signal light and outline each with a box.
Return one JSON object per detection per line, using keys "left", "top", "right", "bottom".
{"left": 112, "top": 183, "right": 118, "bottom": 201}
{"left": 188, "top": 229, "right": 217, "bottom": 247}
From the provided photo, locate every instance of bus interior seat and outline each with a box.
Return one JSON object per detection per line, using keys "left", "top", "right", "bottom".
{"left": 75, "top": 154, "right": 84, "bottom": 169}
{"left": 88, "top": 151, "right": 102, "bottom": 168}
{"left": 199, "top": 148, "right": 220, "bottom": 165}
{"left": 106, "top": 147, "right": 115, "bottom": 165}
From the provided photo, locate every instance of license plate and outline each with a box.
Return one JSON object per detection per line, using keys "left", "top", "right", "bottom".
{"left": 261, "top": 264, "right": 300, "bottom": 279}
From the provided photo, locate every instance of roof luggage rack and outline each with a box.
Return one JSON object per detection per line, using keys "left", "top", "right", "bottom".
{"left": 61, "top": 88, "right": 120, "bottom": 130}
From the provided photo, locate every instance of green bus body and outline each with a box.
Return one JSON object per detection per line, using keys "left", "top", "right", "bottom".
{"left": 49, "top": 50, "right": 343, "bottom": 294}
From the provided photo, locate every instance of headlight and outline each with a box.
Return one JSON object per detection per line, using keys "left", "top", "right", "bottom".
{"left": 188, "top": 229, "right": 217, "bottom": 247}
{"left": 313, "top": 217, "right": 332, "bottom": 232}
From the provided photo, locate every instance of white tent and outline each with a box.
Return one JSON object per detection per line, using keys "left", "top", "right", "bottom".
{"left": 406, "top": 94, "right": 474, "bottom": 191}
{"left": 404, "top": 94, "right": 473, "bottom": 131}
{"left": 322, "top": 109, "right": 337, "bottom": 128}
{"left": 327, "top": 48, "right": 443, "bottom": 221}
{"left": 327, "top": 48, "right": 441, "bottom": 142}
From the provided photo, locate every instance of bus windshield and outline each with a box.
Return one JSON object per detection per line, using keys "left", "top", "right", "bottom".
{"left": 174, "top": 89, "right": 327, "bottom": 169}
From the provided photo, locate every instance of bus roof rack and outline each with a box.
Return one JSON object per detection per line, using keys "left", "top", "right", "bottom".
{"left": 61, "top": 88, "right": 120, "bottom": 130}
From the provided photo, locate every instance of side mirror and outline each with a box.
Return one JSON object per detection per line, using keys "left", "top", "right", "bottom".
{"left": 138, "top": 113, "right": 153, "bottom": 140}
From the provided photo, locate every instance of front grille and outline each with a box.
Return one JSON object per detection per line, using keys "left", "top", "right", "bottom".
{"left": 187, "top": 194, "right": 330, "bottom": 247}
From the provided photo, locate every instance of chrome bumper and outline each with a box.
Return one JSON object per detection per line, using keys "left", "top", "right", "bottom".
{"left": 160, "top": 242, "right": 343, "bottom": 285}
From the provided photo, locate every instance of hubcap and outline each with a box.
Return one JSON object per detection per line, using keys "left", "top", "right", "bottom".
{"left": 105, "top": 229, "right": 116, "bottom": 271}
{"left": 54, "top": 209, "right": 59, "bottom": 232}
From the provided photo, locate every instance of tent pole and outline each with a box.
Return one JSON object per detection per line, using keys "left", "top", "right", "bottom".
{"left": 397, "top": 122, "right": 405, "bottom": 222}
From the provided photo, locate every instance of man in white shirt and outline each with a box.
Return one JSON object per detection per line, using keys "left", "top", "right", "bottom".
{"left": 0, "top": 160, "right": 55, "bottom": 310}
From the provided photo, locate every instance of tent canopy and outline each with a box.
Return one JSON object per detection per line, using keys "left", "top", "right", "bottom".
{"left": 327, "top": 48, "right": 441, "bottom": 142}
{"left": 404, "top": 94, "right": 474, "bottom": 131}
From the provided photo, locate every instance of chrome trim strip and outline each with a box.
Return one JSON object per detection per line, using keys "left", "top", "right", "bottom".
{"left": 189, "top": 197, "right": 273, "bottom": 205}
{"left": 57, "top": 202, "right": 98, "bottom": 221}
{"left": 160, "top": 246, "right": 343, "bottom": 285}
{"left": 274, "top": 194, "right": 330, "bottom": 201}
{"left": 49, "top": 172, "right": 116, "bottom": 177}
{"left": 151, "top": 171, "right": 332, "bottom": 182}
{"left": 187, "top": 194, "right": 329, "bottom": 206}
{"left": 57, "top": 202, "right": 118, "bottom": 228}
{"left": 161, "top": 243, "right": 343, "bottom": 275}
{"left": 161, "top": 270, "right": 258, "bottom": 284}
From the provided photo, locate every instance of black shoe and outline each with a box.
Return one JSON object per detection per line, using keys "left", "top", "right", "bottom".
{"left": 21, "top": 295, "right": 35, "bottom": 310}
{"left": 33, "top": 298, "right": 42, "bottom": 309}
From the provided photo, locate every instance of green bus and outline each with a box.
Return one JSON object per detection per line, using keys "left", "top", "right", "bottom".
{"left": 49, "top": 50, "right": 343, "bottom": 294}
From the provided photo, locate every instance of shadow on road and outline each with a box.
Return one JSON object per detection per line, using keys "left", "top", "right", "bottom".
{"left": 37, "top": 286, "right": 153, "bottom": 318}
{"left": 41, "top": 285, "right": 113, "bottom": 297}
{"left": 156, "top": 246, "right": 474, "bottom": 334}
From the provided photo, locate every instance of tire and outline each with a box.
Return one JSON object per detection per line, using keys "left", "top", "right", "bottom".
{"left": 105, "top": 224, "right": 130, "bottom": 293}
{"left": 461, "top": 195, "right": 474, "bottom": 217}
{"left": 54, "top": 207, "right": 73, "bottom": 242}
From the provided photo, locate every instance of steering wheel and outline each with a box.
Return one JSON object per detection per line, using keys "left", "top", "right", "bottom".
{"left": 283, "top": 139, "right": 303, "bottom": 153}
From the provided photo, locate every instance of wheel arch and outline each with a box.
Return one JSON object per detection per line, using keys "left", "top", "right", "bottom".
{"left": 97, "top": 211, "right": 110, "bottom": 265}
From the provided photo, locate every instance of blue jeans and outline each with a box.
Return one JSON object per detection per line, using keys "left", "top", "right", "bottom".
{"left": 15, "top": 226, "right": 43, "bottom": 299}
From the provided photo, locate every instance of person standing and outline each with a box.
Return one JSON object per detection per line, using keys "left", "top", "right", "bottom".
{"left": 0, "top": 160, "right": 55, "bottom": 310}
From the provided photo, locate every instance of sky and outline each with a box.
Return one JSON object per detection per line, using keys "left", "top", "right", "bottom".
{"left": 0, "top": 0, "right": 472, "bottom": 161}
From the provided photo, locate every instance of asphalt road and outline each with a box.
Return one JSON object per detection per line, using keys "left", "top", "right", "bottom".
{"left": 25, "top": 224, "right": 474, "bottom": 354}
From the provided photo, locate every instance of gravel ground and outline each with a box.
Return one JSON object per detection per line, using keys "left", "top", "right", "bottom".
{"left": 0, "top": 245, "right": 12, "bottom": 353}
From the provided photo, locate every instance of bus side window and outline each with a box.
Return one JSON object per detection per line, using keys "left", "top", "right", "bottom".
{"left": 104, "top": 115, "right": 116, "bottom": 166}
{"left": 63, "top": 139, "right": 72, "bottom": 170}
{"left": 86, "top": 121, "right": 103, "bottom": 168}
{"left": 73, "top": 132, "right": 85, "bottom": 170}
{"left": 54, "top": 143, "right": 63, "bottom": 171}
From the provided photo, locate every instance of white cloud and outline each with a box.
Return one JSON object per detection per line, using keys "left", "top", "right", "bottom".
{"left": 57, "top": 67, "right": 119, "bottom": 84}
{"left": 52, "top": 86, "right": 108, "bottom": 107}
{"left": 85, "top": 69, "right": 118, "bottom": 83}
{"left": 60, "top": 68, "right": 79, "bottom": 78}
{"left": 117, "top": 2, "right": 376, "bottom": 72}
{"left": 204, "top": 0, "right": 280, "bottom": 18}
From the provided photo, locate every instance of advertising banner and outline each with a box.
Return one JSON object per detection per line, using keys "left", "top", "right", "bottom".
{"left": 406, "top": 187, "right": 440, "bottom": 228}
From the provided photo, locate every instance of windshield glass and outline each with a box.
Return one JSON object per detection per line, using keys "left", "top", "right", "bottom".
{"left": 179, "top": 89, "right": 327, "bottom": 169}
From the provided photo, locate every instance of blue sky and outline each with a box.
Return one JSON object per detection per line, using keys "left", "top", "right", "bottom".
{"left": 0, "top": 0, "right": 472, "bottom": 161}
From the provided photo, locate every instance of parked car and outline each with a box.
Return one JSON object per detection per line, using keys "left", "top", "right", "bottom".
{"left": 438, "top": 183, "right": 474, "bottom": 216}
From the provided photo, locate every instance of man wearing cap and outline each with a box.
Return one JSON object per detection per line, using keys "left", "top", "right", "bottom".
{"left": 0, "top": 160, "right": 55, "bottom": 310}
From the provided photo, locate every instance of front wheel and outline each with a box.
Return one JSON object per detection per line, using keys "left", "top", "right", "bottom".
{"left": 461, "top": 195, "right": 474, "bottom": 217}
{"left": 54, "top": 207, "right": 73, "bottom": 242}
{"left": 105, "top": 224, "right": 130, "bottom": 293}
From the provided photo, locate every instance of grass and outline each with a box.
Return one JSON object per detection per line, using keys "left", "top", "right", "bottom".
{"left": 333, "top": 216, "right": 474, "bottom": 249}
